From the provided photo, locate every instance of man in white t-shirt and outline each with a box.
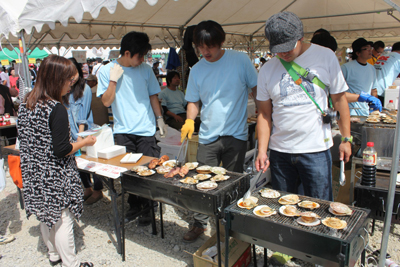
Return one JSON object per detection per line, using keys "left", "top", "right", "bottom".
{"left": 256, "top": 12, "right": 351, "bottom": 201}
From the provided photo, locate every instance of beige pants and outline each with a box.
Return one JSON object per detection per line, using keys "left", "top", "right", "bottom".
{"left": 40, "top": 209, "right": 80, "bottom": 267}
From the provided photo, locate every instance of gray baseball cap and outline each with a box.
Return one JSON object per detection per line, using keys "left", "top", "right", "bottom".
{"left": 264, "top": 12, "right": 304, "bottom": 53}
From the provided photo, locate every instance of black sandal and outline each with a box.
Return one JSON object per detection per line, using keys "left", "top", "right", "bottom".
{"left": 80, "top": 263, "right": 94, "bottom": 267}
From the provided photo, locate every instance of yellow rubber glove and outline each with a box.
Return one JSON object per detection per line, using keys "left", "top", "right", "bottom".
{"left": 181, "top": 119, "right": 195, "bottom": 143}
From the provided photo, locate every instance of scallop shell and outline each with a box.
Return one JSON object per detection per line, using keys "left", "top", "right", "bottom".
{"left": 298, "top": 201, "right": 320, "bottom": 210}
{"left": 237, "top": 197, "right": 258, "bottom": 209}
{"left": 322, "top": 217, "right": 347, "bottom": 230}
{"left": 330, "top": 202, "right": 352, "bottom": 215}
{"left": 253, "top": 205, "right": 277, "bottom": 217}
{"left": 279, "top": 205, "right": 300, "bottom": 217}
{"left": 137, "top": 169, "right": 156, "bottom": 176}
{"left": 196, "top": 165, "right": 212, "bottom": 174}
{"left": 259, "top": 188, "right": 280, "bottom": 198}
{"left": 184, "top": 162, "right": 199, "bottom": 170}
{"left": 296, "top": 217, "right": 321, "bottom": 227}
{"left": 179, "top": 177, "right": 199, "bottom": 184}
{"left": 193, "top": 174, "right": 212, "bottom": 181}
{"left": 210, "top": 174, "right": 230, "bottom": 182}
{"left": 131, "top": 166, "right": 148, "bottom": 172}
{"left": 162, "top": 160, "right": 177, "bottom": 168}
{"left": 155, "top": 166, "right": 172, "bottom": 174}
{"left": 278, "top": 194, "right": 300, "bottom": 205}
{"left": 210, "top": 167, "right": 226, "bottom": 175}
{"left": 196, "top": 181, "right": 218, "bottom": 191}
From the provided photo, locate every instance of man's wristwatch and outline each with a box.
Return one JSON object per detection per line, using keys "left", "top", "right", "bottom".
{"left": 341, "top": 136, "right": 353, "bottom": 143}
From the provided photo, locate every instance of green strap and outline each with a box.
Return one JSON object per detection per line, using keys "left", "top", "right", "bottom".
{"left": 277, "top": 56, "right": 326, "bottom": 115}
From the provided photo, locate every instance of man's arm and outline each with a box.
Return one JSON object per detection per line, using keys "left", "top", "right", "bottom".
{"left": 331, "top": 92, "right": 352, "bottom": 163}
{"left": 187, "top": 101, "right": 200, "bottom": 120}
{"left": 255, "top": 99, "right": 272, "bottom": 172}
{"left": 150, "top": 94, "right": 162, "bottom": 117}
{"left": 101, "top": 81, "right": 117, "bottom": 107}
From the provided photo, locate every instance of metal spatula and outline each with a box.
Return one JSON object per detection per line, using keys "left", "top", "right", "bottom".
{"left": 339, "top": 160, "right": 346, "bottom": 186}
{"left": 243, "top": 169, "right": 263, "bottom": 200}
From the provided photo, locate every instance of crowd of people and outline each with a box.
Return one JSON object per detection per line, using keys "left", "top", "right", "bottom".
{"left": 3, "top": 10, "right": 400, "bottom": 267}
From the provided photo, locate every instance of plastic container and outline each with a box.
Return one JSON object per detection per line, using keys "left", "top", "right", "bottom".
{"left": 386, "top": 259, "right": 399, "bottom": 267}
{"left": 361, "top": 142, "right": 377, "bottom": 187}
{"left": 387, "top": 100, "right": 396, "bottom": 111}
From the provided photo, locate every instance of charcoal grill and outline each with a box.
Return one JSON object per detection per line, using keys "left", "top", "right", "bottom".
{"left": 121, "top": 167, "right": 250, "bottom": 265}
{"left": 354, "top": 172, "right": 400, "bottom": 235}
{"left": 224, "top": 191, "right": 371, "bottom": 267}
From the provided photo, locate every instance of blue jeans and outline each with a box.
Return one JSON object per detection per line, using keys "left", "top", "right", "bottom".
{"left": 269, "top": 149, "right": 333, "bottom": 201}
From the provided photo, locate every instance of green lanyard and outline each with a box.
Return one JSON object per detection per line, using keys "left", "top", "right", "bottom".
{"left": 276, "top": 56, "right": 332, "bottom": 115}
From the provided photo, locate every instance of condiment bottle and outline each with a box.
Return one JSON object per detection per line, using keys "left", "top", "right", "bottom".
{"left": 387, "top": 100, "right": 396, "bottom": 111}
{"left": 361, "top": 142, "right": 377, "bottom": 187}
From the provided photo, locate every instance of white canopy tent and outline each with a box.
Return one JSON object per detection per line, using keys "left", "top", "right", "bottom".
{"left": 1, "top": 1, "right": 400, "bottom": 266}
{"left": 3, "top": 0, "right": 400, "bottom": 51}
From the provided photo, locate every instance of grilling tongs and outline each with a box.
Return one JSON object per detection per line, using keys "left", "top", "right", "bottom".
{"left": 243, "top": 140, "right": 265, "bottom": 200}
{"left": 176, "top": 136, "right": 189, "bottom": 168}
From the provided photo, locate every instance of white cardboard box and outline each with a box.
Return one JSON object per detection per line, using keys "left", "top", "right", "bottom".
{"left": 97, "top": 145, "right": 126, "bottom": 159}
{"left": 384, "top": 87, "right": 399, "bottom": 108}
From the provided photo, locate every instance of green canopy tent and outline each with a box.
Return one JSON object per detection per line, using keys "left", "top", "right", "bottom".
{"left": 0, "top": 47, "right": 48, "bottom": 62}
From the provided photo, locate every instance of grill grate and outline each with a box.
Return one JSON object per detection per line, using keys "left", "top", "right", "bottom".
{"left": 230, "top": 190, "right": 367, "bottom": 241}
{"left": 125, "top": 168, "right": 247, "bottom": 196}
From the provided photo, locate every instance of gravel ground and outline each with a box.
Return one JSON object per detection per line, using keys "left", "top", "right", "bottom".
{"left": 1, "top": 166, "right": 400, "bottom": 267}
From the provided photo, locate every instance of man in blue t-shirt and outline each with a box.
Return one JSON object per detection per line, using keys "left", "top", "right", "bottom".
{"left": 158, "top": 71, "right": 200, "bottom": 131}
{"left": 375, "top": 42, "right": 400, "bottom": 103}
{"left": 181, "top": 20, "right": 258, "bottom": 242}
{"left": 97, "top": 31, "right": 167, "bottom": 226}
{"left": 341, "top": 38, "right": 381, "bottom": 116}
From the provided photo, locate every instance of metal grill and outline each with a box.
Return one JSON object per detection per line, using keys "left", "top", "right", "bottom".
{"left": 122, "top": 167, "right": 250, "bottom": 216}
{"left": 230, "top": 191, "right": 366, "bottom": 241}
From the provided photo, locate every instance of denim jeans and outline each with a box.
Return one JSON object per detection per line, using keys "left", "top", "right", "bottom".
{"left": 269, "top": 149, "right": 333, "bottom": 201}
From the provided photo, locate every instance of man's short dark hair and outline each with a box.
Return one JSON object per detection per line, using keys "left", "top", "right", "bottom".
{"left": 313, "top": 28, "right": 330, "bottom": 36}
{"left": 166, "top": 71, "right": 180, "bottom": 86}
{"left": 311, "top": 33, "right": 338, "bottom": 52}
{"left": 120, "top": 31, "right": 152, "bottom": 58}
{"left": 260, "top": 57, "right": 266, "bottom": 63}
{"left": 392, "top": 42, "right": 400, "bottom": 52}
{"left": 373, "top": 41, "right": 385, "bottom": 50}
{"left": 193, "top": 20, "right": 225, "bottom": 48}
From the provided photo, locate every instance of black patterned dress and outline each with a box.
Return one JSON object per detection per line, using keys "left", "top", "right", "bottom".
{"left": 18, "top": 100, "right": 83, "bottom": 229}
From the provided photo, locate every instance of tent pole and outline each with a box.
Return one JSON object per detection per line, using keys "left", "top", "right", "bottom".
{"left": 378, "top": 89, "right": 400, "bottom": 267}
{"left": 18, "top": 30, "right": 32, "bottom": 101}
{"left": 166, "top": 29, "right": 180, "bottom": 48}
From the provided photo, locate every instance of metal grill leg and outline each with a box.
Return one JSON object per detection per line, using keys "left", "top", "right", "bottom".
{"left": 160, "top": 203, "right": 164, "bottom": 239}
{"left": 253, "top": 244, "right": 257, "bottom": 267}
{"left": 216, "top": 215, "right": 222, "bottom": 267}
{"left": 150, "top": 200, "right": 157, "bottom": 235}
{"left": 371, "top": 219, "right": 376, "bottom": 236}
{"left": 264, "top": 248, "right": 268, "bottom": 267}
{"left": 361, "top": 249, "right": 366, "bottom": 266}
{"left": 121, "top": 188, "right": 125, "bottom": 261}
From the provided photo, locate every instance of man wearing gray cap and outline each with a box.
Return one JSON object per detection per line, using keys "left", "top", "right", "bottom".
{"left": 255, "top": 11, "right": 351, "bottom": 201}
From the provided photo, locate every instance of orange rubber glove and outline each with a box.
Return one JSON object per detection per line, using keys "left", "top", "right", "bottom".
{"left": 181, "top": 119, "right": 195, "bottom": 143}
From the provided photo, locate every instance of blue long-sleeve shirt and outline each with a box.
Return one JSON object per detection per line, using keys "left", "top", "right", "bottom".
{"left": 64, "top": 84, "right": 94, "bottom": 141}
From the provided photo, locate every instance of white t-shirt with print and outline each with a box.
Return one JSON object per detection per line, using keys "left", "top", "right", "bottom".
{"left": 257, "top": 44, "right": 348, "bottom": 153}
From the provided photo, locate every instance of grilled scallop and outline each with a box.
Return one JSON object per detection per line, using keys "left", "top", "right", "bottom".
{"left": 179, "top": 177, "right": 199, "bottom": 184}
{"left": 278, "top": 194, "right": 300, "bottom": 205}
{"left": 253, "top": 205, "right": 276, "bottom": 217}
{"left": 298, "top": 201, "right": 320, "bottom": 210}
{"left": 330, "top": 202, "right": 352, "bottom": 216}
{"left": 237, "top": 196, "right": 258, "bottom": 209}
{"left": 279, "top": 205, "right": 300, "bottom": 217}
{"left": 259, "top": 188, "right": 280, "bottom": 198}
{"left": 322, "top": 217, "right": 347, "bottom": 230}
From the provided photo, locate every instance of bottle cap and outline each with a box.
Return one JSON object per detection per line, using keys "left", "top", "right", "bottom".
{"left": 389, "top": 100, "right": 394, "bottom": 103}
{"left": 367, "top": 142, "right": 374, "bottom": 147}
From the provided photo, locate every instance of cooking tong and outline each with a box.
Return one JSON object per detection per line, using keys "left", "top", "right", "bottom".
{"left": 176, "top": 136, "right": 189, "bottom": 168}
{"left": 243, "top": 140, "right": 266, "bottom": 200}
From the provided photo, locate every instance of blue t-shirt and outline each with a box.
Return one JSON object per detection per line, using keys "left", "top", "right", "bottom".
{"left": 375, "top": 52, "right": 400, "bottom": 96}
{"left": 97, "top": 61, "right": 160, "bottom": 136}
{"left": 64, "top": 84, "right": 94, "bottom": 141}
{"left": 158, "top": 88, "right": 187, "bottom": 116}
{"left": 341, "top": 60, "right": 377, "bottom": 116}
{"left": 185, "top": 50, "right": 258, "bottom": 144}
